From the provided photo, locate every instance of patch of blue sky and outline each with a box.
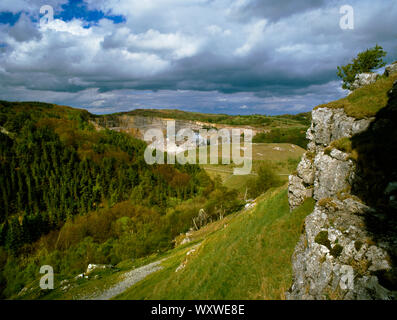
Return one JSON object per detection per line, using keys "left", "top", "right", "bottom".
{"left": 0, "top": 0, "right": 125, "bottom": 27}
{"left": 0, "top": 12, "right": 21, "bottom": 26}
{"left": 57, "top": 0, "right": 125, "bottom": 27}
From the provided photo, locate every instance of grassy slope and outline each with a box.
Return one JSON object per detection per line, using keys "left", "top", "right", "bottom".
{"left": 315, "top": 73, "right": 397, "bottom": 119}
{"left": 115, "top": 186, "right": 315, "bottom": 300}
{"left": 23, "top": 186, "right": 313, "bottom": 300}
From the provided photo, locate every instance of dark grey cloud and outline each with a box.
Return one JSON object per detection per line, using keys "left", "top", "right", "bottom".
{"left": 8, "top": 13, "right": 42, "bottom": 42}
{"left": 229, "top": 0, "right": 329, "bottom": 22}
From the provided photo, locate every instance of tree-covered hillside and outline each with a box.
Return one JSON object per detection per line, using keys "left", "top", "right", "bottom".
{"left": 0, "top": 101, "right": 205, "bottom": 251}
{"left": 0, "top": 101, "right": 245, "bottom": 298}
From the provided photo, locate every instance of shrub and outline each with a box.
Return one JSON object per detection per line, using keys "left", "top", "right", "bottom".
{"left": 245, "top": 163, "right": 281, "bottom": 198}
{"left": 337, "top": 45, "right": 387, "bottom": 90}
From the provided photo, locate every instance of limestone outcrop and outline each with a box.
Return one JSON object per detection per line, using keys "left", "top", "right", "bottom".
{"left": 385, "top": 61, "right": 397, "bottom": 77}
{"left": 286, "top": 79, "right": 397, "bottom": 300}
{"left": 351, "top": 72, "right": 378, "bottom": 91}
{"left": 288, "top": 107, "right": 372, "bottom": 210}
{"left": 287, "top": 198, "right": 393, "bottom": 299}
{"left": 288, "top": 175, "right": 313, "bottom": 211}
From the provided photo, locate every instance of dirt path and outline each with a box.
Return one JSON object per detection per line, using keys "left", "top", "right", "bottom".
{"left": 87, "top": 259, "right": 165, "bottom": 300}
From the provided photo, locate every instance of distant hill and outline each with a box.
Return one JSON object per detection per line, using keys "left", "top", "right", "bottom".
{"left": 106, "top": 108, "right": 311, "bottom": 128}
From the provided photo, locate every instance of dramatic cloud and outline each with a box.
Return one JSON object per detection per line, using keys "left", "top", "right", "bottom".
{"left": 0, "top": 0, "right": 396, "bottom": 114}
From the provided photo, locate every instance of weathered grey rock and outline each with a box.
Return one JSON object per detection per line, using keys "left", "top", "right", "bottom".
{"left": 351, "top": 72, "right": 379, "bottom": 91}
{"left": 385, "top": 62, "right": 397, "bottom": 77}
{"left": 341, "top": 197, "right": 369, "bottom": 215}
{"left": 297, "top": 153, "right": 315, "bottom": 185}
{"left": 365, "top": 246, "right": 390, "bottom": 272}
{"left": 306, "top": 125, "right": 315, "bottom": 142}
{"left": 310, "top": 108, "right": 373, "bottom": 147}
{"left": 307, "top": 141, "right": 316, "bottom": 153}
{"left": 286, "top": 201, "right": 395, "bottom": 300}
{"left": 86, "top": 264, "right": 112, "bottom": 274}
{"left": 287, "top": 104, "right": 396, "bottom": 300}
{"left": 288, "top": 175, "right": 313, "bottom": 211}
{"left": 329, "top": 149, "right": 349, "bottom": 161}
{"left": 313, "top": 151, "right": 355, "bottom": 200}
{"left": 310, "top": 108, "right": 334, "bottom": 146}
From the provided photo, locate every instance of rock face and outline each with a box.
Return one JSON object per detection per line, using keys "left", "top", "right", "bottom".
{"left": 94, "top": 114, "right": 265, "bottom": 142}
{"left": 385, "top": 62, "right": 397, "bottom": 77}
{"left": 288, "top": 107, "right": 373, "bottom": 211}
{"left": 351, "top": 72, "right": 379, "bottom": 91}
{"left": 287, "top": 199, "right": 393, "bottom": 299}
{"left": 313, "top": 150, "right": 354, "bottom": 201}
{"left": 288, "top": 175, "right": 313, "bottom": 211}
{"left": 309, "top": 107, "right": 373, "bottom": 147}
{"left": 287, "top": 96, "right": 397, "bottom": 299}
{"left": 94, "top": 115, "right": 204, "bottom": 139}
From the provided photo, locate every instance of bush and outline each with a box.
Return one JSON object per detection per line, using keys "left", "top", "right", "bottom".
{"left": 245, "top": 163, "right": 281, "bottom": 198}
{"left": 337, "top": 45, "right": 387, "bottom": 90}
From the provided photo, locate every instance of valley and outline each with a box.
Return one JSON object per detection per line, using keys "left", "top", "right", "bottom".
{"left": 0, "top": 100, "right": 309, "bottom": 300}
{"left": 1, "top": 61, "right": 396, "bottom": 301}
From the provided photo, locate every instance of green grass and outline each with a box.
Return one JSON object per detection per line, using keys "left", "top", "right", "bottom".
{"left": 199, "top": 143, "right": 305, "bottom": 193}
{"left": 252, "top": 127, "right": 308, "bottom": 148}
{"left": 330, "top": 137, "right": 353, "bottom": 153}
{"left": 315, "top": 73, "right": 397, "bottom": 119}
{"left": 115, "top": 186, "right": 315, "bottom": 300}
{"left": 15, "top": 158, "right": 313, "bottom": 301}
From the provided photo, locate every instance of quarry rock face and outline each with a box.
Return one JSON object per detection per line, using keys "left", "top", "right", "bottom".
{"left": 94, "top": 114, "right": 265, "bottom": 142}
{"left": 94, "top": 115, "right": 204, "bottom": 139}
{"left": 351, "top": 72, "right": 379, "bottom": 91}
{"left": 287, "top": 102, "right": 397, "bottom": 299}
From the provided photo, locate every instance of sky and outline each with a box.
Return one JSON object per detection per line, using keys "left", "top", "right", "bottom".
{"left": 0, "top": 0, "right": 396, "bottom": 115}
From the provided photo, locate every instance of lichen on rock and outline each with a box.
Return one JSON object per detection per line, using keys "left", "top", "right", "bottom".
{"left": 286, "top": 94, "right": 397, "bottom": 299}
